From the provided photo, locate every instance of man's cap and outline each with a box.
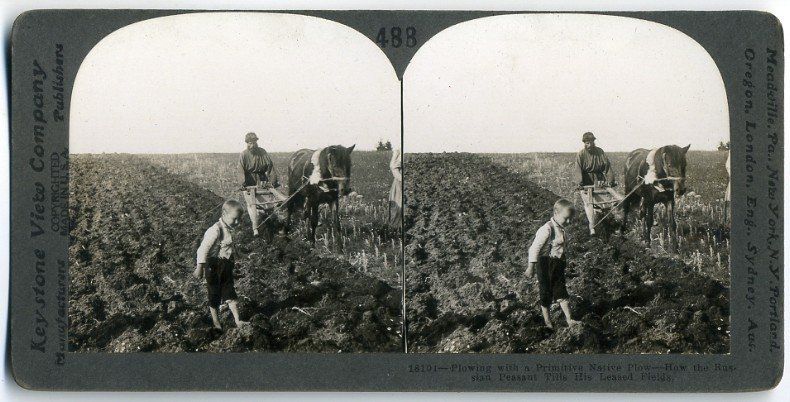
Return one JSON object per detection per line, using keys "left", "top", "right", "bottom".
{"left": 582, "top": 132, "right": 596, "bottom": 142}
{"left": 245, "top": 132, "right": 259, "bottom": 143}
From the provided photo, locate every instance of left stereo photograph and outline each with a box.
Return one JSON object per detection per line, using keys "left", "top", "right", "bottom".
{"left": 67, "top": 12, "right": 404, "bottom": 353}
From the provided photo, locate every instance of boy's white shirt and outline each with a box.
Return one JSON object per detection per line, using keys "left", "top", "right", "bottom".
{"left": 528, "top": 217, "right": 567, "bottom": 263}
{"left": 196, "top": 219, "right": 234, "bottom": 264}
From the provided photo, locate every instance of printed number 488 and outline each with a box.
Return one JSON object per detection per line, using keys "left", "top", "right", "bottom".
{"left": 376, "top": 27, "right": 417, "bottom": 48}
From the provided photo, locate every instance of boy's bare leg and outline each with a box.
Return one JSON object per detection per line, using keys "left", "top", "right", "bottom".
{"left": 540, "top": 306, "right": 553, "bottom": 329}
{"left": 227, "top": 300, "right": 249, "bottom": 327}
{"left": 559, "top": 299, "right": 580, "bottom": 326}
{"left": 209, "top": 307, "right": 222, "bottom": 329}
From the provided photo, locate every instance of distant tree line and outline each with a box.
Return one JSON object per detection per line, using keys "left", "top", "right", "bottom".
{"left": 376, "top": 139, "right": 393, "bottom": 151}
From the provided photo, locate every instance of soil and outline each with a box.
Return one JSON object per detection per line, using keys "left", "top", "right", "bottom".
{"left": 69, "top": 154, "right": 401, "bottom": 352}
{"left": 404, "top": 153, "right": 729, "bottom": 353}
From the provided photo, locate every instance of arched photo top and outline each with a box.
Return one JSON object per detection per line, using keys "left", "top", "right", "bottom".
{"left": 71, "top": 12, "right": 399, "bottom": 154}
{"left": 403, "top": 13, "right": 729, "bottom": 153}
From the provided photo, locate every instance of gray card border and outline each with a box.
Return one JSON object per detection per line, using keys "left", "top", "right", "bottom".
{"left": 8, "top": 9, "right": 785, "bottom": 391}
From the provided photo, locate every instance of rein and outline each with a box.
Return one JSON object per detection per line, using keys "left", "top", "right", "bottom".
{"left": 251, "top": 175, "right": 348, "bottom": 231}
{"left": 591, "top": 177, "right": 645, "bottom": 230}
{"left": 299, "top": 175, "right": 349, "bottom": 184}
{"left": 252, "top": 180, "right": 309, "bottom": 230}
{"left": 320, "top": 176, "right": 349, "bottom": 182}
{"left": 589, "top": 175, "right": 682, "bottom": 231}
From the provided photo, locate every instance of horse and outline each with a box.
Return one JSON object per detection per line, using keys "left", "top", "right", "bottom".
{"left": 621, "top": 144, "right": 690, "bottom": 249}
{"left": 285, "top": 144, "right": 355, "bottom": 245}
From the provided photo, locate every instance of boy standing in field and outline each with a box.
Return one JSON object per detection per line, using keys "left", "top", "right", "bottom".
{"left": 526, "top": 198, "right": 580, "bottom": 329}
{"left": 193, "top": 200, "right": 248, "bottom": 329}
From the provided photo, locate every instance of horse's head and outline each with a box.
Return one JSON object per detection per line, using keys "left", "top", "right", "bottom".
{"left": 325, "top": 144, "right": 355, "bottom": 195}
{"left": 659, "top": 144, "right": 690, "bottom": 195}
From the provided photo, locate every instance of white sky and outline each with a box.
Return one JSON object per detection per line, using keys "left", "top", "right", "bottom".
{"left": 404, "top": 14, "right": 730, "bottom": 153}
{"left": 71, "top": 13, "right": 399, "bottom": 154}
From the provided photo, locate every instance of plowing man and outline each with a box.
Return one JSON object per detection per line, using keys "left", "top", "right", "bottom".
{"left": 239, "top": 132, "right": 286, "bottom": 236}
{"left": 576, "top": 131, "right": 614, "bottom": 188}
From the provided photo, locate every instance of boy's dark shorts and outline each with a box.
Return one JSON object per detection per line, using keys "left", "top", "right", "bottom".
{"left": 536, "top": 256, "right": 569, "bottom": 308}
{"left": 205, "top": 257, "right": 237, "bottom": 309}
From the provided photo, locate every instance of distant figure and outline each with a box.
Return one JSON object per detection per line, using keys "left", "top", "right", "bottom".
{"left": 388, "top": 148, "right": 402, "bottom": 228}
{"left": 576, "top": 132, "right": 614, "bottom": 188}
{"left": 526, "top": 199, "right": 580, "bottom": 329}
{"left": 193, "top": 200, "right": 248, "bottom": 330}
{"left": 239, "top": 132, "right": 285, "bottom": 236}
{"left": 725, "top": 151, "right": 731, "bottom": 223}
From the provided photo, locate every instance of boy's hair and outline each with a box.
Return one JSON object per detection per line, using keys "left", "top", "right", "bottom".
{"left": 222, "top": 199, "right": 244, "bottom": 215}
{"left": 553, "top": 198, "right": 575, "bottom": 215}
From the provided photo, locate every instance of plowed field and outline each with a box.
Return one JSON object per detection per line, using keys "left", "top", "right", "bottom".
{"left": 69, "top": 154, "right": 401, "bottom": 352}
{"left": 404, "top": 153, "right": 729, "bottom": 353}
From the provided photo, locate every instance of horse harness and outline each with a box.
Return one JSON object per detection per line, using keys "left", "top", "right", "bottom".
{"left": 303, "top": 147, "right": 349, "bottom": 192}
{"left": 592, "top": 148, "right": 682, "bottom": 230}
{"left": 640, "top": 147, "right": 683, "bottom": 192}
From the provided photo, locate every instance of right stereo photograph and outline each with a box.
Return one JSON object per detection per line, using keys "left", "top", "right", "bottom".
{"left": 403, "top": 14, "right": 731, "bottom": 354}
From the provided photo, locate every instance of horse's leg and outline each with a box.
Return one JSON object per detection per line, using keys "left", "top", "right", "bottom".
{"left": 332, "top": 199, "right": 343, "bottom": 250}
{"left": 620, "top": 195, "right": 632, "bottom": 235}
{"left": 641, "top": 203, "right": 647, "bottom": 243}
{"left": 644, "top": 202, "right": 654, "bottom": 244}
{"left": 659, "top": 200, "right": 669, "bottom": 249}
{"left": 636, "top": 196, "right": 643, "bottom": 238}
{"left": 333, "top": 199, "right": 341, "bottom": 232}
{"left": 639, "top": 196, "right": 647, "bottom": 219}
{"left": 285, "top": 197, "right": 294, "bottom": 236}
{"left": 262, "top": 213, "right": 274, "bottom": 243}
{"left": 666, "top": 199, "right": 678, "bottom": 252}
{"left": 309, "top": 202, "right": 319, "bottom": 246}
